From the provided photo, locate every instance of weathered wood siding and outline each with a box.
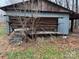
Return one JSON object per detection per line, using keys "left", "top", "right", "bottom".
{"left": 9, "top": 16, "right": 58, "bottom": 31}
{"left": 4, "top": 0, "right": 68, "bottom": 12}
{"left": 5, "top": 11, "right": 70, "bottom": 35}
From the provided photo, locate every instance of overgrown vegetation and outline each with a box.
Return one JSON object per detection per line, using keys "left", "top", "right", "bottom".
{"left": 0, "top": 24, "right": 79, "bottom": 59}
{"left": 7, "top": 46, "right": 64, "bottom": 59}
{"left": 7, "top": 40, "right": 79, "bottom": 59}
{"left": 8, "top": 49, "right": 34, "bottom": 59}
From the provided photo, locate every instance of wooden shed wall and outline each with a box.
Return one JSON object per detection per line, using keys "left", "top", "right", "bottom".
{"left": 9, "top": 16, "right": 58, "bottom": 32}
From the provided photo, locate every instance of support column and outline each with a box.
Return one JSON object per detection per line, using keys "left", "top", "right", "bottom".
{"left": 70, "top": 19, "right": 74, "bottom": 32}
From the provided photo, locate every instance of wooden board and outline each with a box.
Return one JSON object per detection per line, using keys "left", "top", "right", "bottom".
{"left": 9, "top": 16, "right": 58, "bottom": 32}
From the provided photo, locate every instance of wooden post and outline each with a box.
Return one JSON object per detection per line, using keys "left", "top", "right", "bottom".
{"left": 71, "top": 19, "right": 74, "bottom": 32}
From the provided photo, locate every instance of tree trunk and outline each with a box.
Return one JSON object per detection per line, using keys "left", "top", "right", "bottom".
{"left": 75, "top": 0, "right": 78, "bottom": 29}
{"left": 66, "top": 0, "right": 70, "bottom": 9}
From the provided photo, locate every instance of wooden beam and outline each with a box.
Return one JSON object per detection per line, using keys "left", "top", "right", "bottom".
{"left": 70, "top": 19, "right": 74, "bottom": 32}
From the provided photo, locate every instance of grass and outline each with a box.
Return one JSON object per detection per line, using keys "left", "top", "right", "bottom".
{"left": 0, "top": 27, "right": 6, "bottom": 37}
{"left": 6, "top": 41, "right": 65, "bottom": 59}
{"left": 7, "top": 47, "right": 79, "bottom": 59}
{"left": 8, "top": 49, "right": 34, "bottom": 59}
{"left": 7, "top": 47, "right": 64, "bottom": 59}
{"left": 0, "top": 25, "right": 78, "bottom": 59}
{"left": 63, "top": 48, "right": 79, "bottom": 59}
{"left": 41, "top": 47, "right": 64, "bottom": 59}
{"left": 7, "top": 40, "right": 79, "bottom": 59}
{"left": 0, "top": 25, "right": 79, "bottom": 59}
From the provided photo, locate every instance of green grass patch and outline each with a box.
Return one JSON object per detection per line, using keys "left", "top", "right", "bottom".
{"left": 8, "top": 48, "right": 34, "bottom": 59}
{"left": 7, "top": 39, "right": 79, "bottom": 59}
{"left": 0, "top": 27, "right": 6, "bottom": 36}
{"left": 42, "top": 47, "right": 64, "bottom": 59}
{"left": 7, "top": 45, "right": 65, "bottom": 59}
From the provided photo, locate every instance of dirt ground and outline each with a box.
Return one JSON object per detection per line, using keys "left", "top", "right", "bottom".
{"left": 0, "top": 32, "right": 79, "bottom": 59}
